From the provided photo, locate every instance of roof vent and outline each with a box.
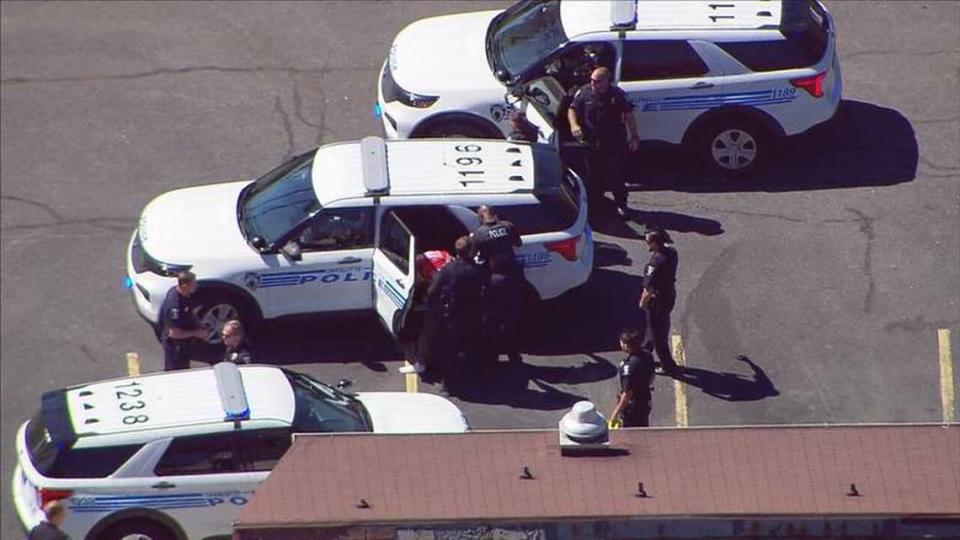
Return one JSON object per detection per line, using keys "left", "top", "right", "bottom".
{"left": 609, "top": 0, "right": 637, "bottom": 30}
{"left": 559, "top": 401, "right": 609, "bottom": 450}
{"left": 214, "top": 362, "right": 250, "bottom": 421}
{"left": 360, "top": 136, "right": 389, "bottom": 196}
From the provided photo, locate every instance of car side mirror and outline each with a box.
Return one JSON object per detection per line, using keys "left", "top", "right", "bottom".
{"left": 336, "top": 378, "right": 353, "bottom": 390}
{"left": 281, "top": 240, "right": 302, "bottom": 261}
{"left": 495, "top": 69, "right": 509, "bottom": 82}
{"left": 251, "top": 236, "right": 267, "bottom": 251}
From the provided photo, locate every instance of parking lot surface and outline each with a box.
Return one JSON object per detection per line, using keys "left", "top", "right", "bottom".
{"left": 2, "top": 1, "right": 957, "bottom": 536}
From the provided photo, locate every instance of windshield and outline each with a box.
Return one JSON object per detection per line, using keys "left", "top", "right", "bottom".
{"left": 285, "top": 371, "right": 371, "bottom": 433}
{"left": 488, "top": 0, "right": 567, "bottom": 79}
{"left": 239, "top": 152, "right": 319, "bottom": 247}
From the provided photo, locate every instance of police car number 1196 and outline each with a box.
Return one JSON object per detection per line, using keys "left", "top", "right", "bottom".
{"left": 114, "top": 380, "right": 149, "bottom": 424}
{"left": 451, "top": 144, "right": 485, "bottom": 187}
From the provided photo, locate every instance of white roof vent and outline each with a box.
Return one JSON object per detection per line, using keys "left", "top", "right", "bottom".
{"left": 559, "top": 401, "right": 609, "bottom": 449}
{"left": 609, "top": 0, "right": 637, "bottom": 30}
{"left": 215, "top": 362, "right": 250, "bottom": 422}
{"left": 360, "top": 136, "right": 389, "bottom": 196}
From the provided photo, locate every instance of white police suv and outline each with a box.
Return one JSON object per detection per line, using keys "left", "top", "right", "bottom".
{"left": 126, "top": 137, "right": 591, "bottom": 342}
{"left": 376, "top": 0, "right": 842, "bottom": 175}
{"left": 12, "top": 363, "right": 468, "bottom": 540}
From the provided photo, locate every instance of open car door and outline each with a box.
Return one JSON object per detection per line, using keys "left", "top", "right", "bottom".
{"left": 373, "top": 210, "right": 417, "bottom": 337}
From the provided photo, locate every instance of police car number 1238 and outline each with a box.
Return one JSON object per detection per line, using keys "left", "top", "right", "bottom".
{"left": 114, "top": 381, "right": 149, "bottom": 424}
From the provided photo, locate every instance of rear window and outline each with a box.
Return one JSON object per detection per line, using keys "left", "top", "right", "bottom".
{"left": 621, "top": 40, "right": 709, "bottom": 81}
{"left": 26, "top": 412, "right": 141, "bottom": 478}
{"left": 717, "top": 1, "right": 828, "bottom": 71}
{"left": 486, "top": 171, "right": 581, "bottom": 235}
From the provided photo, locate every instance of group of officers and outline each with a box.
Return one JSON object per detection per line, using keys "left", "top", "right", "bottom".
{"left": 156, "top": 66, "right": 679, "bottom": 427}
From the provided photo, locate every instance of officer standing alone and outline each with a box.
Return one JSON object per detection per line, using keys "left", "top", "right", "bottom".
{"left": 567, "top": 66, "right": 640, "bottom": 218}
{"left": 639, "top": 229, "right": 680, "bottom": 374}
{"left": 159, "top": 271, "right": 208, "bottom": 371}
{"left": 471, "top": 205, "right": 524, "bottom": 364}
{"left": 609, "top": 331, "right": 656, "bottom": 427}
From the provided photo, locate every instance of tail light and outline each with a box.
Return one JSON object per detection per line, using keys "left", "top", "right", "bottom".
{"left": 545, "top": 236, "right": 581, "bottom": 262}
{"left": 790, "top": 70, "right": 828, "bottom": 98}
{"left": 38, "top": 488, "right": 73, "bottom": 507}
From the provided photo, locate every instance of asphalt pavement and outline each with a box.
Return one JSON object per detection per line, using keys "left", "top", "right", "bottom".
{"left": 2, "top": 1, "right": 958, "bottom": 537}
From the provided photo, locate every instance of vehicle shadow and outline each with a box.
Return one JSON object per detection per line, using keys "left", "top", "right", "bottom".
{"left": 589, "top": 198, "right": 724, "bottom": 238}
{"left": 250, "top": 314, "right": 400, "bottom": 372}
{"left": 442, "top": 356, "right": 615, "bottom": 410}
{"left": 625, "top": 99, "right": 918, "bottom": 192}
{"left": 524, "top": 268, "right": 645, "bottom": 356}
{"left": 674, "top": 355, "right": 779, "bottom": 402}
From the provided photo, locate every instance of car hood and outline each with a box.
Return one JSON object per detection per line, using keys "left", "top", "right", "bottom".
{"left": 390, "top": 10, "right": 504, "bottom": 94}
{"left": 138, "top": 181, "right": 253, "bottom": 263}
{"left": 356, "top": 392, "right": 469, "bottom": 433}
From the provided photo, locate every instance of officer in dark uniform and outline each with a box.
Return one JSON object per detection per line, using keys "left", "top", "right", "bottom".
{"left": 567, "top": 66, "right": 640, "bottom": 218}
{"left": 609, "top": 330, "right": 656, "bottom": 427}
{"left": 471, "top": 205, "right": 524, "bottom": 364}
{"left": 427, "top": 235, "right": 488, "bottom": 390}
{"left": 639, "top": 229, "right": 680, "bottom": 374}
{"left": 219, "top": 319, "right": 252, "bottom": 364}
{"left": 159, "top": 271, "right": 208, "bottom": 371}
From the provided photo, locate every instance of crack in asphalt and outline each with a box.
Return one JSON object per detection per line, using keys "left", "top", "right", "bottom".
{"left": 1, "top": 195, "right": 135, "bottom": 233}
{"left": 840, "top": 49, "right": 959, "bottom": 62}
{"left": 292, "top": 75, "right": 326, "bottom": 146}
{"left": 884, "top": 315, "right": 960, "bottom": 333}
{"left": 920, "top": 156, "right": 960, "bottom": 172}
{"left": 0, "top": 64, "right": 376, "bottom": 86}
{"left": 273, "top": 92, "right": 296, "bottom": 159}
{"left": 693, "top": 204, "right": 806, "bottom": 223}
{"left": 845, "top": 208, "right": 877, "bottom": 314}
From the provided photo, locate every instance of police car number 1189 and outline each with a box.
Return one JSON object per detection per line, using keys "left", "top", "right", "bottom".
{"left": 114, "top": 381, "right": 149, "bottom": 424}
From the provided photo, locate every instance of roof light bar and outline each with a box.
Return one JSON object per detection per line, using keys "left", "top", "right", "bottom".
{"left": 361, "top": 136, "right": 389, "bottom": 196}
{"left": 215, "top": 362, "right": 250, "bottom": 422}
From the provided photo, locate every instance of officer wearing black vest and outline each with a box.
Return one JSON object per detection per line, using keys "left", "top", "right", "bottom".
{"left": 639, "top": 229, "right": 680, "bottom": 374}
{"left": 568, "top": 66, "right": 640, "bottom": 218}
{"left": 471, "top": 205, "right": 524, "bottom": 363}
{"left": 427, "top": 236, "right": 488, "bottom": 389}
{"left": 610, "top": 330, "right": 656, "bottom": 427}
{"left": 159, "top": 271, "right": 208, "bottom": 371}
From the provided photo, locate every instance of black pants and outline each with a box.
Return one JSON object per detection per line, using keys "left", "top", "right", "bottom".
{"left": 163, "top": 339, "right": 198, "bottom": 371}
{"left": 622, "top": 396, "right": 651, "bottom": 427}
{"left": 585, "top": 142, "right": 628, "bottom": 209}
{"left": 642, "top": 293, "right": 678, "bottom": 371}
{"left": 487, "top": 271, "right": 523, "bottom": 357}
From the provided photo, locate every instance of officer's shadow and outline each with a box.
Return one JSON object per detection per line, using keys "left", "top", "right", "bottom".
{"left": 675, "top": 355, "right": 779, "bottom": 402}
{"left": 449, "top": 355, "right": 616, "bottom": 410}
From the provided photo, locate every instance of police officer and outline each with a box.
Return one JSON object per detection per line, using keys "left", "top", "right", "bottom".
{"left": 159, "top": 271, "right": 207, "bottom": 371}
{"left": 567, "top": 66, "right": 640, "bottom": 218}
{"left": 610, "top": 331, "right": 656, "bottom": 427}
{"left": 427, "top": 236, "right": 488, "bottom": 390}
{"left": 219, "top": 319, "right": 252, "bottom": 364}
{"left": 471, "top": 205, "right": 524, "bottom": 364}
{"left": 639, "top": 229, "right": 680, "bottom": 374}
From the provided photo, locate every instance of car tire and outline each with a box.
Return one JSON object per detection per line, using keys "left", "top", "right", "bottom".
{"left": 694, "top": 116, "right": 774, "bottom": 177}
{"left": 418, "top": 118, "right": 501, "bottom": 139}
{"left": 195, "top": 289, "right": 261, "bottom": 345}
{"left": 99, "top": 518, "right": 176, "bottom": 540}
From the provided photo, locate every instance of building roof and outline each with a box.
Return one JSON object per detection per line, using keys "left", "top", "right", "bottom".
{"left": 235, "top": 423, "right": 960, "bottom": 529}
{"left": 311, "top": 139, "right": 538, "bottom": 207}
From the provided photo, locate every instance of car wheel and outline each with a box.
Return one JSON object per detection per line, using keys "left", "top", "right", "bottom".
{"left": 696, "top": 117, "right": 772, "bottom": 176}
{"left": 195, "top": 290, "right": 259, "bottom": 345}
{"left": 100, "top": 519, "right": 175, "bottom": 540}
{"left": 419, "top": 119, "right": 499, "bottom": 139}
